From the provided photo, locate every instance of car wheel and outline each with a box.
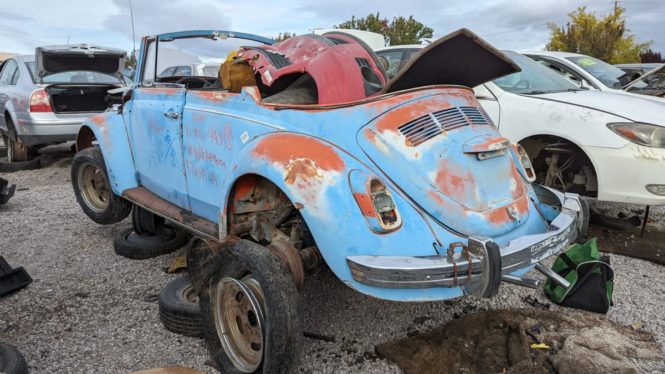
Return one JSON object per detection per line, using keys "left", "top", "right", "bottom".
{"left": 199, "top": 239, "right": 302, "bottom": 374}
{"left": 0, "top": 342, "right": 29, "bottom": 374}
{"left": 132, "top": 205, "right": 165, "bottom": 235}
{"left": 159, "top": 276, "right": 203, "bottom": 337}
{"left": 4, "top": 126, "right": 30, "bottom": 163}
{"left": 71, "top": 147, "right": 132, "bottom": 224}
{"left": 113, "top": 227, "right": 190, "bottom": 260}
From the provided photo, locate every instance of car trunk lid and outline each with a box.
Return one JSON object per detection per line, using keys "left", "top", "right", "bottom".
{"left": 34, "top": 44, "right": 125, "bottom": 83}
{"left": 358, "top": 88, "right": 530, "bottom": 237}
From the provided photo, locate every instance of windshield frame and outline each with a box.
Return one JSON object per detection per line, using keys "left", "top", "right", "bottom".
{"left": 136, "top": 30, "right": 273, "bottom": 86}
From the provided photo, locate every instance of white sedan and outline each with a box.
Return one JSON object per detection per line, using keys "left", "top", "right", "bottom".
{"left": 376, "top": 46, "right": 665, "bottom": 205}
{"left": 524, "top": 51, "right": 664, "bottom": 102}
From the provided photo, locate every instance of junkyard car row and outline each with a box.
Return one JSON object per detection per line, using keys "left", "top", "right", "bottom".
{"left": 0, "top": 26, "right": 663, "bottom": 374}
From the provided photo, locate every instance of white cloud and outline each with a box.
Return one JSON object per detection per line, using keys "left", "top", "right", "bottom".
{"left": 0, "top": 0, "right": 662, "bottom": 56}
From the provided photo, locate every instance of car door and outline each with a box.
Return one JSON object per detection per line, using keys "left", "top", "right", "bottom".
{"left": 0, "top": 60, "right": 19, "bottom": 130}
{"left": 126, "top": 39, "right": 191, "bottom": 210}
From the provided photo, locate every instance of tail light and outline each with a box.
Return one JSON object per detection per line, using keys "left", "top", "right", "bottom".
{"left": 350, "top": 171, "right": 402, "bottom": 233}
{"left": 513, "top": 144, "right": 536, "bottom": 182}
{"left": 29, "top": 89, "right": 52, "bottom": 112}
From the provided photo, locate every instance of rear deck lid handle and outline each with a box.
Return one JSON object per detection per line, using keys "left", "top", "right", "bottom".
{"left": 463, "top": 135, "right": 511, "bottom": 154}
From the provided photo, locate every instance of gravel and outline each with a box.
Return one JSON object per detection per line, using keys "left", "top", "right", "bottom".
{"left": 0, "top": 144, "right": 664, "bottom": 373}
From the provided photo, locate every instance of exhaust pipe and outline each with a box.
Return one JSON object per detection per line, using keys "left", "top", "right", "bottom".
{"left": 535, "top": 262, "right": 571, "bottom": 289}
{"left": 501, "top": 275, "right": 542, "bottom": 289}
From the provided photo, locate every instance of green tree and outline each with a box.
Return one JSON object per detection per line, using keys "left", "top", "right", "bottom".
{"left": 335, "top": 13, "right": 433, "bottom": 45}
{"left": 124, "top": 50, "right": 137, "bottom": 70}
{"left": 640, "top": 49, "right": 665, "bottom": 63}
{"left": 546, "top": 5, "right": 651, "bottom": 64}
{"left": 275, "top": 32, "right": 296, "bottom": 42}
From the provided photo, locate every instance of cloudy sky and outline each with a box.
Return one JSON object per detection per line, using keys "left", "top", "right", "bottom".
{"left": 0, "top": 0, "right": 662, "bottom": 56}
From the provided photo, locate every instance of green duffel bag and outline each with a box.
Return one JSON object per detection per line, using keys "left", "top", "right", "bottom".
{"left": 544, "top": 238, "right": 614, "bottom": 314}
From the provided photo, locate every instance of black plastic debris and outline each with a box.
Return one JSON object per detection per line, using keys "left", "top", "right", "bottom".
{"left": 0, "top": 177, "right": 15, "bottom": 205}
{"left": 0, "top": 256, "right": 32, "bottom": 297}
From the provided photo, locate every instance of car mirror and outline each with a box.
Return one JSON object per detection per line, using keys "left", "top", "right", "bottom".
{"left": 122, "top": 88, "right": 133, "bottom": 103}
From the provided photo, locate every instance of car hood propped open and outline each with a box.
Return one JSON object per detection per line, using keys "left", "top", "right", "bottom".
{"left": 34, "top": 44, "right": 126, "bottom": 82}
{"left": 381, "top": 28, "right": 521, "bottom": 94}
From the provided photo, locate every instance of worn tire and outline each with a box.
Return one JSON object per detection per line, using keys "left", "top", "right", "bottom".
{"left": 0, "top": 156, "right": 41, "bottom": 173}
{"left": 0, "top": 343, "right": 29, "bottom": 374}
{"left": 71, "top": 147, "right": 132, "bottom": 225}
{"left": 199, "top": 239, "right": 302, "bottom": 374}
{"left": 113, "top": 227, "right": 190, "bottom": 260}
{"left": 159, "top": 276, "right": 203, "bottom": 337}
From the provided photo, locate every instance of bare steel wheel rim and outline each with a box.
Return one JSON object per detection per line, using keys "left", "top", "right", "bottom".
{"left": 213, "top": 276, "right": 265, "bottom": 373}
{"left": 7, "top": 137, "right": 28, "bottom": 162}
{"left": 77, "top": 162, "right": 111, "bottom": 213}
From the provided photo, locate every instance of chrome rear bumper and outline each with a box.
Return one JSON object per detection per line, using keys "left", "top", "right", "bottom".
{"left": 347, "top": 189, "right": 586, "bottom": 298}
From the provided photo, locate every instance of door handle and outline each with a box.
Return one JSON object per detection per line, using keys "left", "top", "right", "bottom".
{"left": 164, "top": 110, "right": 180, "bottom": 119}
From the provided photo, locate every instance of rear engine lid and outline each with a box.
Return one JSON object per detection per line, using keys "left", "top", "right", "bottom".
{"left": 35, "top": 44, "right": 126, "bottom": 83}
{"left": 358, "top": 88, "right": 530, "bottom": 237}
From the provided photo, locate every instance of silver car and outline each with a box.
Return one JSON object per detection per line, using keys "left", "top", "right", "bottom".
{"left": 0, "top": 44, "right": 126, "bottom": 163}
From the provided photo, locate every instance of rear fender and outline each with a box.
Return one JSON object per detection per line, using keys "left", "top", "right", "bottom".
{"left": 78, "top": 111, "right": 137, "bottom": 195}
{"left": 221, "top": 132, "right": 469, "bottom": 301}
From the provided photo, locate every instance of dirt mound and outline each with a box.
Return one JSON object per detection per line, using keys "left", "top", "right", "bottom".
{"left": 376, "top": 308, "right": 662, "bottom": 374}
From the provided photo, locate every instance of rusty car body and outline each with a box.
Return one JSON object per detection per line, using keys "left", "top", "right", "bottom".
{"left": 72, "top": 27, "right": 590, "bottom": 300}
{"left": 71, "top": 28, "right": 587, "bottom": 372}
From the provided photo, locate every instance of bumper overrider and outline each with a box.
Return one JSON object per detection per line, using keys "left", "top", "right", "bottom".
{"left": 347, "top": 189, "right": 588, "bottom": 298}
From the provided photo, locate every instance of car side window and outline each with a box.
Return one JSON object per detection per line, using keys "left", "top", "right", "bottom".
{"left": 158, "top": 66, "right": 176, "bottom": 78}
{"left": 533, "top": 57, "right": 592, "bottom": 88}
{"left": 0, "top": 59, "right": 18, "bottom": 86}
{"left": 376, "top": 50, "right": 406, "bottom": 78}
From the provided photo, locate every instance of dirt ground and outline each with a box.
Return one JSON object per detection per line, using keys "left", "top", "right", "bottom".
{"left": 1, "top": 144, "right": 665, "bottom": 373}
{"left": 377, "top": 309, "right": 662, "bottom": 374}
{"left": 589, "top": 224, "right": 665, "bottom": 266}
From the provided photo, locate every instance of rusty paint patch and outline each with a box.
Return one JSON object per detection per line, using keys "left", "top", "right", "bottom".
{"left": 90, "top": 115, "right": 111, "bottom": 150}
{"left": 374, "top": 96, "right": 452, "bottom": 134}
{"left": 284, "top": 158, "right": 322, "bottom": 184}
{"left": 485, "top": 194, "right": 529, "bottom": 225}
{"left": 192, "top": 90, "right": 232, "bottom": 102}
{"left": 140, "top": 87, "right": 181, "bottom": 96}
{"left": 252, "top": 133, "right": 345, "bottom": 172}
{"left": 433, "top": 160, "right": 475, "bottom": 203}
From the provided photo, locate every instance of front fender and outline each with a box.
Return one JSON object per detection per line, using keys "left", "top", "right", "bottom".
{"left": 79, "top": 111, "right": 138, "bottom": 195}
{"left": 221, "top": 132, "right": 469, "bottom": 301}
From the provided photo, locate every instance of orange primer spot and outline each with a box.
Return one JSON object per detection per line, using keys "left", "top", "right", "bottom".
{"left": 253, "top": 134, "right": 344, "bottom": 172}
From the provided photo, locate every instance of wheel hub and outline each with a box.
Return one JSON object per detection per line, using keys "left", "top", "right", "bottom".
{"left": 77, "top": 163, "right": 111, "bottom": 213}
{"left": 213, "top": 276, "right": 266, "bottom": 373}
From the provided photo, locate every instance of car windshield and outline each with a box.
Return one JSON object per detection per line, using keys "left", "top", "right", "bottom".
{"left": 493, "top": 51, "right": 580, "bottom": 95}
{"left": 628, "top": 65, "right": 665, "bottom": 91}
{"left": 142, "top": 36, "right": 265, "bottom": 85}
{"left": 26, "top": 61, "right": 122, "bottom": 84}
{"left": 566, "top": 55, "right": 630, "bottom": 88}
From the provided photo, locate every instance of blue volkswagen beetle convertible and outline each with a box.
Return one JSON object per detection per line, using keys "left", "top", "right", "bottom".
{"left": 71, "top": 28, "right": 588, "bottom": 373}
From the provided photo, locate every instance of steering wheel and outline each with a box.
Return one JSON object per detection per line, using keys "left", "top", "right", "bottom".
{"left": 176, "top": 77, "right": 212, "bottom": 89}
{"left": 512, "top": 79, "right": 531, "bottom": 90}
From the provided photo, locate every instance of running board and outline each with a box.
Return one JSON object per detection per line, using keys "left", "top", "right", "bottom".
{"left": 122, "top": 187, "right": 219, "bottom": 240}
